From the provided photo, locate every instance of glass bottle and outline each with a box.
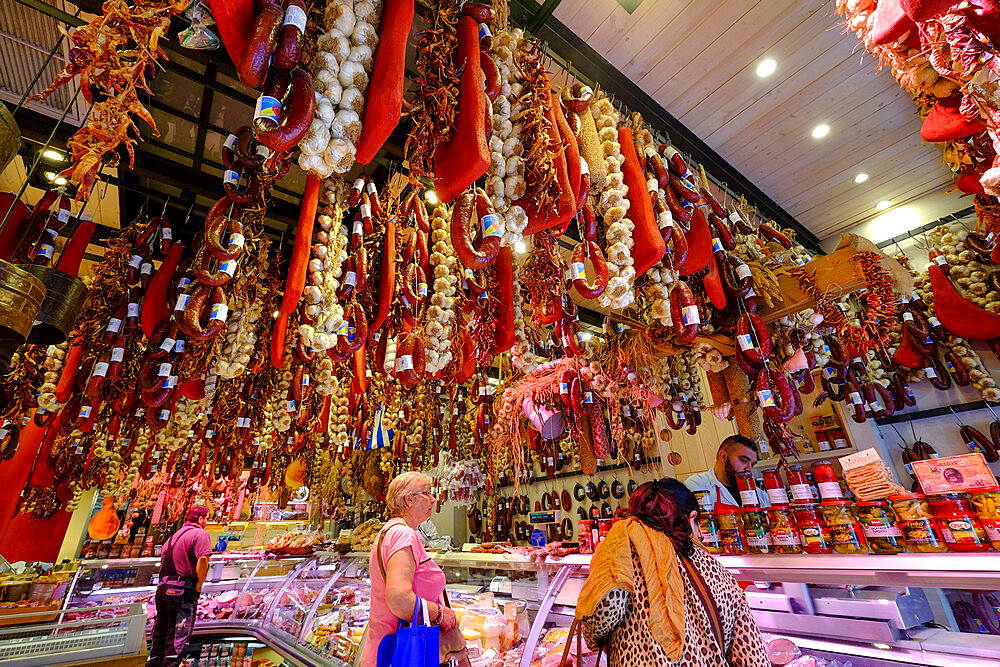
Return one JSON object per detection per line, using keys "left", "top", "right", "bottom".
{"left": 812, "top": 461, "right": 843, "bottom": 501}
{"left": 743, "top": 509, "right": 772, "bottom": 554}
{"left": 819, "top": 500, "right": 867, "bottom": 554}
{"left": 854, "top": 501, "right": 904, "bottom": 554}
{"left": 698, "top": 512, "right": 723, "bottom": 554}
{"left": 762, "top": 469, "right": 790, "bottom": 506}
{"left": 736, "top": 472, "right": 760, "bottom": 507}
{"left": 970, "top": 487, "right": 1000, "bottom": 551}
{"left": 766, "top": 505, "right": 802, "bottom": 554}
{"left": 717, "top": 508, "right": 746, "bottom": 555}
{"left": 928, "top": 493, "right": 991, "bottom": 552}
{"left": 787, "top": 465, "right": 813, "bottom": 504}
{"left": 792, "top": 504, "right": 833, "bottom": 554}
{"left": 888, "top": 493, "right": 948, "bottom": 553}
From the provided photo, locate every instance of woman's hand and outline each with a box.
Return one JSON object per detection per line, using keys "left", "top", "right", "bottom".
{"left": 439, "top": 606, "right": 458, "bottom": 630}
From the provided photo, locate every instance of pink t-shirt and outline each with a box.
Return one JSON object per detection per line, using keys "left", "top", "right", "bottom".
{"left": 360, "top": 519, "right": 446, "bottom": 665}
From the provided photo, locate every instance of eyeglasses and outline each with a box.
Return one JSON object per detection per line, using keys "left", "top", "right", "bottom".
{"left": 410, "top": 491, "right": 434, "bottom": 499}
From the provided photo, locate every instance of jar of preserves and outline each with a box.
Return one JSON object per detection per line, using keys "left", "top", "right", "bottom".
{"left": 888, "top": 493, "right": 948, "bottom": 553}
{"left": 970, "top": 487, "right": 1000, "bottom": 550}
{"left": 743, "top": 509, "right": 772, "bottom": 554}
{"left": 762, "top": 469, "right": 790, "bottom": 506}
{"left": 819, "top": 500, "right": 867, "bottom": 554}
{"left": 928, "top": 493, "right": 991, "bottom": 552}
{"left": 698, "top": 512, "right": 723, "bottom": 554}
{"left": 787, "top": 465, "right": 813, "bottom": 504}
{"left": 813, "top": 461, "right": 844, "bottom": 501}
{"left": 766, "top": 505, "right": 802, "bottom": 554}
{"left": 855, "top": 501, "right": 904, "bottom": 554}
{"left": 717, "top": 508, "right": 746, "bottom": 555}
{"left": 792, "top": 504, "right": 833, "bottom": 554}
{"left": 736, "top": 472, "right": 761, "bottom": 507}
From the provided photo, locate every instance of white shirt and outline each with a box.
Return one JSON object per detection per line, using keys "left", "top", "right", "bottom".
{"left": 683, "top": 469, "right": 770, "bottom": 509}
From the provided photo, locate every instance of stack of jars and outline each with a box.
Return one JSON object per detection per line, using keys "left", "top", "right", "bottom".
{"left": 696, "top": 463, "right": 1000, "bottom": 556}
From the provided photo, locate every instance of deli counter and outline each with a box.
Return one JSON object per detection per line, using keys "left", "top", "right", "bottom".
{"left": 26, "top": 548, "right": 1000, "bottom": 667}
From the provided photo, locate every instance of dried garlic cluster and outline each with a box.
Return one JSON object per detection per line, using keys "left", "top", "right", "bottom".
{"left": 328, "top": 377, "right": 350, "bottom": 446}
{"left": 303, "top": 179, "right": 349, "bottom": 350}
{"left": 510, "top": 262, "right": 537, "bottom": 373}
{"left": 215, "top": 276, "right": 264, "bottom": 379}
{"left": 425, "top": 204, "right": 459, "bottom": 373}
{"left": 591, "top": 97, "right": 634, "bottom": 309}
{"left": 37, "top": 341, "right": 69, "bottom": 412}
{"left": 486, "top": 27, "right": 529, "bottom": 247}
{"left": 299, "top": 0, "right": 383, "bottom": 175}
{"left": 931, "top": 224, "right": 996, "bottom": 310}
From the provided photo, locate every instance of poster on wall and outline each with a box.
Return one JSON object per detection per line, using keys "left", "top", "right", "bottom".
{"left": 911, "top": 453, "right": 996, "bottom": 495}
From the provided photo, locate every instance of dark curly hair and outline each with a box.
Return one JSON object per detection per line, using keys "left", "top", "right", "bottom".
{"left": 626, "top": 479, "right": 700, "bottom": 558}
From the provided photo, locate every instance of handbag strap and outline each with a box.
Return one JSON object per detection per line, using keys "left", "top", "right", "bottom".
{"left": 375, "top": 519, "right": 407, "bottom": 580}
{"left": 558, "top": 616, "right": 607, "bottom": 667}
{"left": 679, "top": 554, "right": 727, "bottom": 660}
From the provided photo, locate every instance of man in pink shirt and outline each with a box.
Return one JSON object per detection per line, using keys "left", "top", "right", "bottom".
{"left": 149, "top": 505, "right": 213, "bottom": 667}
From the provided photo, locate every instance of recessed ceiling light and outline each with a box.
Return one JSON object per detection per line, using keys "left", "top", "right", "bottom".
{"left": 811, "top": 123, "right": 830, "bottom": 139}
{"left": 53, "top": 176, "right": 67, "bottom": 186}
{"left": 755, "top": 58, "right": 777, "bottom": 78}
{"left": 854, "top": 173, "right": 869, "bottom": 184}
{"left": 43, "top": 171, "right": 56, "bottom": 181}
{"left": 42, "top": 149, "right": 64, "bottom": 161}
{"left": 514, "top": 240, "right": 527, "bottom": 253}
{"left": 875, "top": 200, "right": 892, "bottom": 211}
{"left": 424, "top": 189, "right": 438, "bottom": 204}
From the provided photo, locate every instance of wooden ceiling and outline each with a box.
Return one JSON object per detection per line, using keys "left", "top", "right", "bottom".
{"left": 540, "top": 0, "right": 957, "bottom": 241}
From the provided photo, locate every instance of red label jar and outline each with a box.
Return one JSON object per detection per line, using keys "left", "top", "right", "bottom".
{"left": 762, "top": 469, "right": 790, "bottom": 506}
{"left": 717, "top": 507, "right": 746, "bottom": 555}
{"left": 736, "top": 472, "right": 761, "bottom": 507}
{"left": 928, "top": 493, "right": 991, "bottom": 552}
{"left": 787, "top": 465, "right": 813, "bottom": 504}
{"left": 792, "top": 504, "right": 833, "bottom": 554}
{"left": 812, "top": 461, "right": 843, "bottom": 501}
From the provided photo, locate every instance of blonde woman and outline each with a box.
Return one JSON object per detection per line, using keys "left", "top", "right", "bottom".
{"left": 360, "top": 471, "right": 458, "bottom": 665}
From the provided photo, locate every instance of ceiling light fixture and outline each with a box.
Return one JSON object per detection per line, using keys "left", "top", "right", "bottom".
{"left": 43, "top": 171, "right": 56, "bottom": 181}
{"left": 811, "top": 123, "right": 830, "bottom": 139}
{"left": 755, "top": 58, "right": 777, "bottom": 78}
{"left": 53, "top": 177, "right": 67, "bottom": 186}
{"left": 42, "top": 149, "right": 65, "bottom": 161}
{"left": 875, "top": 200, "right": 892, "bottom": 211}
{"left": 425, "top": 189, "right": 439, "bottom": 204}
{"left": 514, "top": 240, "right": 527, "bottom": 253}
{"left": 854, "top": 173, "right": 869, "bottom": 184}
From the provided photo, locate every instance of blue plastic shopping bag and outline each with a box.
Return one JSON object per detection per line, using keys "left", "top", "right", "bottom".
{"left": 377, "top": 597, "right": 440, "bottom": 667}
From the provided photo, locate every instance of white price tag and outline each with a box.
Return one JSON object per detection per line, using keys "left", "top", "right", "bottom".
{"left": 396, "top": 355, "right": 414, "bottom": 371}
{"left": 925, "top": 365, "right": 937, "bottom": 378}
{"left": 175, "top": 294, "right": 191, "bottom": 310}
{"left": 681, "top": 305, "right": 700, "bottom": 326}
{"left": 360, "top": 203, "right": 371, "bottom": 219}
{"left": 160, "top": 337, "right": 176, "bottom": 352}
{"left": 737, "top": 334, "right": 755, "bottom": 351}
{"left": 220, "top": 259, "right": 238, "bottom": 276}
{"left": 934, "top": 255, "right": 948, "bottom": 266}
{"left": 58, "top": 208, "right": 71, "bottom": 223}
{"left": 353, "top": 177, "right": 365, "bottom": 191}
{"left": 210, "top": 303, "right": 229, "bottom": 321}
{"left": 224, "top": 169, "right": 239, "bottom": 186}
{"left": 570, "top": 261, "right": 587, "bottom": 280}
{"left": 127, "top": 302, "right": 140, "bottom": 318}
{"left": 282, "top": 3, "right": 307, "bottom": 30}
{"left": 166, "top": 376, "right": 177, "bottom": 389}
{"left": 902, "top": 312, "right": 914, "bottom": 322}
{"left": 140, "top": 262, "right": 152, "bottom": 276}
{"left": 229, "top": 232, "right": 245, "bottom": 249}
{"left": 848, "top": 391, "right": 863, "bottom": 405}
{"left": 224, "top": 133, "right": 238, "bottom": 149}
{"left": 107, "top": 318, "right": 122, "bottom": 333}
{"left": 757, "top": 389, "right": 775, "bottom": 407}
{"left": 366, "top": 181, "right": 378, "bottom": 195}
{"left": 711, "top": 237, "right": 723, "bottom": 253}
{"left": 128, "top": 254, "right": 143, "bottom": 269}
{"left": 174, "top": 339, "right": 185, "bottom": 353}
{"left": 736, "top": 262, "right": 752, "bottom": 280}
{"left": 158, "top": 362, "right": 172, "bottom": 377}
{"left": 93, "top": 362, "right": 109, "bottom": 378}
{"left": 482, "top": 213, "right": 502, "bottom": 237}
{"left": 928, "top": 316, "right": 941, "bottom": 327}
{"left": 111, "top": 347, "right": 124, "bottom": 363}
{"left": 161, "top": 227, "right": 172, "bottom": 240}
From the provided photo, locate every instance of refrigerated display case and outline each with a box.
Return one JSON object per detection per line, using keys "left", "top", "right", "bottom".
{"left": 56, "top": 547, "right": 1000, "bottom": 666}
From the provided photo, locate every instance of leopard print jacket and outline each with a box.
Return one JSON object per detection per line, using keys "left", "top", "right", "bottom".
{"left": 580, "top": 545, "right": 770, "bottom": 667}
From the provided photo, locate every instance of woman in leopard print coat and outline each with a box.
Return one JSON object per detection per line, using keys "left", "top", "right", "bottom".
{"left": 580, "top": 479, "right": 770, "bottom": 667}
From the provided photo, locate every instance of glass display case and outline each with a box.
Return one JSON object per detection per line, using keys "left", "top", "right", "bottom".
{"left": 60, "top": 547, "right": 1000, "bottom": 667}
